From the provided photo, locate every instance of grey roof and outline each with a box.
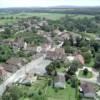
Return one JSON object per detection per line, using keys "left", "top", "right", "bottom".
{"left": 80, "top": 82, "right": 96, "bottom": 98}
{"left": 54, "top": 72, "right": 66, "bottom": 88}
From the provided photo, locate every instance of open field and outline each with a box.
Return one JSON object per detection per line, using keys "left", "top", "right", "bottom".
{"left": 46, "top": 84, "right": 76, "bottom": 100}
{"left": 0, "top": 12, "right": 66, "bottom": 25}
{"left": 16, "top": 13, "right": 66, "bottom": 20}
{"left": 0, "top": 12, "right": 95, "bottom": 25}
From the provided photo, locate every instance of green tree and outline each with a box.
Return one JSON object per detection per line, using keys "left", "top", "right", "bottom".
{"left": 2, "top": 86, "right": 23, "bottom": 100}
{"left": 94, "top": 53, "right": 100, "bottom": 69}
{"left": 0, "top": 45, "right": 12, "bottom": 62}
{"left": 67, "top": 60, "right": 81, "bottom": 75}
{"left": 82, "top": 51, "right": 92, "bottom": 64}
{"left": 83, "top": 68, "right": 88, "bottom": 76}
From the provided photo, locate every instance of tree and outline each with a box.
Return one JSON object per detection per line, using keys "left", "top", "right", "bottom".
{"left": 71, "top": 77, "right": 77, "bottom": 88}
{"left": 31, "top": 27, "right": 37, "bottom": 33}
{"left": 46, "top": 62, "right": 56, "bottom": 75}
{"left": 82, "top": 51, "right": 92, "bottom": 64}
{"left": 4, "top": 28, "right": 11, "bottom": 35}
{"left": 95, "top": 15, "right": 100, "bottom": 23}
{"left": 0, "top": 45, "right": 12, "bottom": 62}
{"left": 31, "top": 92, "right": 47, "bottom": 100}
{"left": 2, "top": 86, "right": 23, "bottom": 100}
{"left": 58, "top": 25, "right": 65, "bottom": 32}
{"left": 1, "top": 28, "right": 12, "bottom": 38}
{"left": 67, "top": 60, "right": 81, "bottom": 75}
{"left": 91, "top": 40, "right": 100, "bottom": 52}
{"left": 45, "top": 60, "right": 64, "bottom": 75}
{"left": 83, "top": 68, "right": 88, "bottom": 76}
{"left": 94, "top": 53, "right": 100, "bottom": 69}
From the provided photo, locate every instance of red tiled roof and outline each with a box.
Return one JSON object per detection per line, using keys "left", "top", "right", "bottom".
{"left": 75, "top": 54, "right": 85, "bottom": 65}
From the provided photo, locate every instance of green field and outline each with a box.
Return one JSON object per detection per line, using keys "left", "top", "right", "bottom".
{"left": 47, "top": 84, "right": 76, "bottom": 100}
{"left": 78, "top": 70, "right": 93, "bottom": 78}
{"left": 0, "top": 12, "right": 95, "bottom": 25}
{"left": 16, "top": 12, "right": 66, "bottom": 20}
{"left": 0, "top": 12, "right": 66, "bottom": 25}
{"left": 8, "top": 77, "right": 77, "bottom": 100}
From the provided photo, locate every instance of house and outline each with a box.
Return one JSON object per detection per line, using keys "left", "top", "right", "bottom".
{"left": 54, "top": 72, "right": 66, "bottom": 88}
{"left": 80, "top": 82, "right": 96, "bottom": 99}
{"left": 46, "top": 48, "right": 65, "bottom": 60}
{"left": 6, "top": 57, "right": 27, "bottom": 68}
{"left": 1, "top": 57, "right": 28, "bottom": 73}
{"left": 12, "top": 38, "right": 25, "bottom": 52}
{"left": 0, "top": 39, "right": 14, "bottom": 46}
{"left": 17, "top": 73, "right": 37, "bottom": 85}
{"left": 75, "top": 54, "right": 85, "bottom": 65}
{"left": 36, "top": 44, "right": 52, "bottom": 53}
{"left": 53, "top": 29, "right": 62, "bottom": 35}
{"left": 23, "top": 43, "right": 36, "bottom": 52}
{"left": 0, "top": 66, "right": 8, "bottom": 80}
{"left": 58, "top": 32, "right": 70, "bottom": 40}
{"left": 1, "top": 63, "right": 18, "bottom": 73}
{"left": 38, "top": 20, "right": 48, "bottom": 27}
{"left": 65, "top": 55, "right": 75, "bottom": 63}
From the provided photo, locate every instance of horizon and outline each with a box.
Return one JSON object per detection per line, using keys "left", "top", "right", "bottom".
{"left": 0, "top": 0, "right": 100, "bottom": 8}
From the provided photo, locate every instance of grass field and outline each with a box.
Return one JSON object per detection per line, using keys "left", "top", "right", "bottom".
{"left": 46, "top": 84, "right": 76, "bottom": 100}
{"left": 0, "top": 12, "right": 95, "bottom": 25}
{"left": 78, "top": 70, "right": 93, "bottom": 78}
{"left": 0, "top": 12, "right": 66, "bottom": 25}
{"left": 16, "top": 12, "right": 66, "bottom": 20}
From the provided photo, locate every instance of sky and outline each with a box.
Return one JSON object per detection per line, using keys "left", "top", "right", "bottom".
{"left": 0, "top": 0, "right": 100, "bottom": 8}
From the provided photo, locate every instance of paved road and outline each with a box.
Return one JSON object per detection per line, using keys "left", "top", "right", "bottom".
{"left": 0, "top": 55, "right": 51, "bottom": 96}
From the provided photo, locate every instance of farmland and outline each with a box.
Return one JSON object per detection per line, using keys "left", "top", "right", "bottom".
{"left": 0, "top": 12, "right": 94, "bottom": 25}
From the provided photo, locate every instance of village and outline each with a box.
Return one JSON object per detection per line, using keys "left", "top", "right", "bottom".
{"left": 0, "top": 14, "right": 100, "bottom": 100}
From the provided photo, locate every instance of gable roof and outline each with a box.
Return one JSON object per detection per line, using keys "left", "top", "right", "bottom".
{"left": 54, "top": 72, "right": 66, "bottom": 88}
{"left": 0, "top": 66, "right": 7, "bottom": 76}
{"left": 6, "top": 57, "right": 26, "bottom": 66}
{"left": 46, "top": 48, "right": 65, "bottom": 60}
{"left": 80, "top": 82, "right": 96, "bottom": 94}
{"left": 1, "top": 63, "right": 18, "bottom": 73}
{"left": 75, "top": 54, "right": 85, "bottom": 65}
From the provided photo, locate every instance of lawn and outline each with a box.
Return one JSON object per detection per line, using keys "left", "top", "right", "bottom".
{"left": 57, "top": 67, "right": 65, "bottom": 72}
{"left": 12, "top": 77, "right": 77, "bottom": 100}
{"left": 46, "top": 84, "right": 76, "bottom": 100}
{"left": 86, "top": 58, "right": 95, "bottom": 68}
{"left": 78, "top": 70, "right": 93, "bottom": 78}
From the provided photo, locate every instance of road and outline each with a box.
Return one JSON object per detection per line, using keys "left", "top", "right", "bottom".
{"left": 0, "top": 55, "right": 51, "bottom": 96}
